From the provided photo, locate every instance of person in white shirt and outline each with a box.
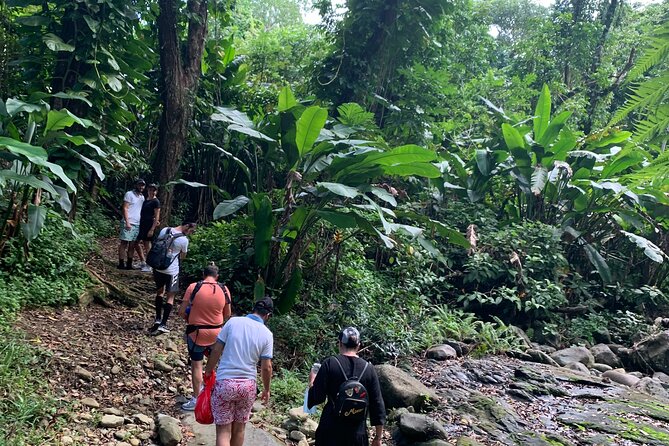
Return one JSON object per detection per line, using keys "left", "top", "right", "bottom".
{"left": 150, "top": 220, "right": 196, "bottom": 335}
{"left": 204, "top": 297, "right": 274, "bottom": 446}
{"left": 118, "top": 179, "right": 145, "bottom": 270}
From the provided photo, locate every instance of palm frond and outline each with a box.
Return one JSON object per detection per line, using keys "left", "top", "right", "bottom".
{"left": 627, "top": 22, "right": 669, "bottom": 80}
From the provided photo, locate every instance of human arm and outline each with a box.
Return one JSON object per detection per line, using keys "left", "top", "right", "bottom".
{"left": 204, "top": 340, "right": 224, "bottom": 377}
{"left": 122, "top": 200, "right": 131, "bottom": 229}
{"left": 260, "top": 358, "right": 272, "bottom": 404}
{"left": 367, "top": 366, "right": 386, "bottom": 445}
{"left": 178, "top": 284, "right": 195, "bottom": 321}
{"left": 149, "top": 206, "right": 161, "bottom": 237}
{"left": 371, "top": 425, "right": 383, "bottom": 446}
{"left": 307, "top": 359, "right": 328, "bottom": 408}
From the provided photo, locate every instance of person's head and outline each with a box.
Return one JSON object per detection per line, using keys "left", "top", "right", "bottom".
{"left": 338, "top": 327, "right": 361, "bottom": 353}
{"left": 253, "top": 296, "right": 273, "bottom": 322}
{"left": 147, "top": 183, "right": 158, "bottom": 197}
{"left": 203, "top": 262, "right": 219, "bottom": 280}
{"left": 134, "top": 178, "right": 146, "bottom": 192}
{"left": 180, "top": 219, "right": 197, "bottom": 235}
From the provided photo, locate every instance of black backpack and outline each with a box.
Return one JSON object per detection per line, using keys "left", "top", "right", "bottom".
{"left": 332, "top": 357, "right": 369, "bottom": 421}
{"left": 146, "top": 228, "right": 184, "bottom": 270}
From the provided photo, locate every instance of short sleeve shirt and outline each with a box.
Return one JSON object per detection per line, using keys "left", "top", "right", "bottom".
{"left": 155, "top": 227, "right": 188, "bottom": 276}
{"left": 124, "top": 191, "right": 145, "bottom": 225}
{"left": 140, "top": 198, "right": 161, "bottom": 225}
{"left": 184, "top": 281, "right": 230, "bottom": 346}
{"left": 215, "top": 315, "right": 273, "bottom": 381}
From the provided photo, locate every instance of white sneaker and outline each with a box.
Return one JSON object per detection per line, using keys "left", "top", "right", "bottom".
{"left": 141, "top": 265, "right": 152, "bottom": 272}
{"left": 181, "top": 397, "right": 197, "bottom": 411}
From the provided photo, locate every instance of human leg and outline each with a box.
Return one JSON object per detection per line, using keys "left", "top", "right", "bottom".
{"left": 191, "top": 359, "right": 203, "bottom": 396}
{"left": 215, "top": 424, "right": 232, "bottom": 446}
{"left": 230, "top": 422, "right": 246, "bottom": 446}
{"left": 118, "top": 240, "right": 129, "bottom": 268}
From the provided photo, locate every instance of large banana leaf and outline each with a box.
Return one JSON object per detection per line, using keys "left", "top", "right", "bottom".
{"left": 533, "top": 84, "right": 551, "bottom": 141}
{"left": 44, "top": 109, "right": 93, "bottom": 133}
{"left": 538, "top": 111, "right": 572, "bottom": 147}
{"left": 0, "top": 170, "right": 58, "bottom": 196}
{"left": 583, "top": 243, "right": 612, "bottom": 284}
{"left": 502, "top": 123, "right": 525, "bottom": 150}
{"left": 214, "top": 195, "right": 250, "bottom": 219}
{"left": 296, "top": 106, "right": 328, "bottom": 156}
{"left": 622, "top": 231, "right": 667, "bottom": 263}
{"left": 21, "top": 204, "right": 46, "bottom": 242}
{"left": 278, "top": 86, "right": 298, "bottom": 112}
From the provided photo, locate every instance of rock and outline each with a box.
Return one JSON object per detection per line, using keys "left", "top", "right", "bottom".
{"left": 376, "top": 364, "right": 439, "bottom": 410}
{"left": 300, "top": 418, "right": 318, "bottom": 438}
{"left": 456, "top": 437, "right": 483, "bottom": 446}
{"left": 592, "top": 363, "right": 613, "bottom": 372}
{"left": 270, "top": 426, "right": 289, "bottom": 440}
{"left": 116, "top": 443, "right": 131, "bottom": 446}
{"left": 289, "top": 430, "right": 306, "bottom": 441}
{"left": 653, "top": 372, "right": 669, "bottom": 384}
{"left": 590, "top": 344, "right": 622, "bottom": 368}
{"left": 426, "top": 344, "right": 457, "bottom": 361}
{"left": 164, "top": 340, "right": 178, "bottom": 352}
{"left": 525, "top": 349, "right": 559, "bottom": 366}
{"left": 443, "top": 340, "right": 471, "bottom": 357}
{"left": 297, "top": 440, "right": 309, "bottom": 446}
{"left": 114, "top": 351, "right": 129, "bottom": 362}
{"left": 550, "top": 346, "right": 594, "bottom": 367}
{"left": 75, "top": 366, "right": 94, "bottom": 381}
{"left": 632, "top": 331, "right": 669, "bottom": 374}
{"left": 602, "top": 370, "right": 640, "bottom": 387}
{"left": 532, "top": 344, "right": 556, "bottom": 354}
{"left": 510, "top": 326, "right": 532, "bottom": 349}
{"left": 61, "top": 436, "right": 74, "bottom": 445}
{"left": 252, "top": 401, "right": 264, "bottom": 413}
{"left": 129, "top": 440, "right": 140, "bottom": 446}
{"left": 633, "top": 377, "right": 669, "bottom": 398}
{"left": 114, "top": 430, "right": 128, "bottom": 440}
{"left": 398, "top": 412, "right": 448, "bottom": 441}
{"left": 628, "top": 371, "right": 644, "bottom": 378}
{"left": 416, "top": 440, "right": 450, "bottom": 446}
{"left": 111, "top": 365, "right": 121, "bottom": 375}
{"left": 281, "top": 418, "right": 301, "bottom": 433}
{"left": 99, "top": 415, "right": 125, "bottom": 428}
{"left": 593, "top": 327, "right": 612, "bottom": 344}
{"left": 288, "top": 407, "right": 308, "bottom": 422}
{"left": 81, "top": 397, "right": 99, "bottom": 408}
{"left": 157, "top": 415, "right": 182, "bottom": 446}
{"left": 153, "top": 360, "right": 173, "bottom": 373}
{"left": 137, "top": 432, "right": 152, "bottom": 441}
{"left": 102, "top": 408, "right": 124, "bottom": 416}
{"left": 564, "top": 362, "right": 590, "bottom": 375}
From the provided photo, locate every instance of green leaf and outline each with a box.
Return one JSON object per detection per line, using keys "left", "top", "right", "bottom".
{"left": 253, "top": 277, "right": 265, "bottom": 301}
{"left": 502, "top": 123, "right": 525, "bottom": 150}
{"left": 165, "top": 179, "right": 208, "bottom": 188}
{"left": 278, "top": 86, "right": 298, "bottom": 112}
{"left": 534, "top": 84, "right": 551, "bottom": 141}
{"left": 21, "top": 205, "right": 46, "bottom": 242}
{"left": 5, "top": 99, "right": 43, "bottom": 116}
{"left": 368, "top": 187, "right": 397, "bottom": 207}
{"left": 531, "top": 166, "right": 548, "bottom": 195}
{"left": 105, "top": 74, "right": 123, "bottom": 92}
{"left": 213, "top": 195, "right": 250, "bottom": 219}
{"left": 43, "top": 33, "right": 75, "bottom": 52}
{"left": 363, "top": 144, "right": 437, "bottom": 166}
{"left": 475, "top": 149, "right": 492, "bottom": 176}
{"left": 0, "top": 136, "right": 48, "bottom": 159}
{"left": 588, "top": 131, "right": 633, "bottom": 148}
{"left": 0, "top": 170, "right": 58, "bottom": 196}
{"left": 382, "top": 163, "right": 442, "bottom": 178}
{"left": 538, "top": 111, "right": 572, "bottom": 147}
{"left": 53, "top": 184, "right": 72, "bottom": 213}
{"left": 70, "top": 150, "right": 105, "bottom": 181}
{"left": 296, "top": 106, "right": 328, "bottom": 156}
{"left": 277, "top": 268, "right": 302, "bottom": 314}
{"left": 83, "top": 15, "right": 99, "bottom": 33}
{"left": 227, "top": 124, "right": 276, "bottom": 142}
{"left": 601, "top": 150, "right": 645, "bottom": 178}
{"left": 316, "top": 210, "right": 358, "bottom": 228}
{"left": 203, "top": 142, "right": 252, "bottom": 184}
{"left": 253, "top": 194, "right": 273, "bottom": 268}
{"left": 317, "top": 182, "right": 359, "bottom": 198}
{"left": 583, "top": 244, "right": 612, "bottom": 284}
{"left": 16, "top": 15, "right": 51, "bottom": 26}
{"left": 621, "top": 231, "right": 667, "bottom": 263}
{"left": 45, "top": 109, "right": 93, "bottom": 133}
{"left": 51, "top": 92, "right": 93, "bottom": 106}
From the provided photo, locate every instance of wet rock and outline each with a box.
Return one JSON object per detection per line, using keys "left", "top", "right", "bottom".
{"left": 602, "top": 370, "right": 640, "bottom": 387}
{"left": 525, "top": 349, "right": 559, "bottom": 367}
{"left": 426, "top": 345, "right": 457, "bottom": 361}
{"left": 633, "top": 377, "right": 669, "bottom": 398}
{"left": 592, "top": 363, "right": 613, "bottom": 372}
{"left": 81, "top": 397, "right": 99, "bottom": 408}
{"left": 632, "top": 332, "right": 669, "bottom": 374}
{"left": 551, "top": 346, "right": 594, "bottom": 367}
{"left": 376, "top": 364, "right": 439, "bottom": 410}
{"left": 100, "top": 415, "right": 125, "bottom": 428}
{"left": 157, "top": 414, "right": 182, "bottom": 446}
{"left": 398, "top": 413, "right": 448, "bottom": 441}
{"left": 564, "top": 362, "right": 590, "bottom": 375}
{"left": 75, "top": 366, "right": 94, "bottom": 381}
{"left": 590, "top": 344, "right": 622, "bottom": 368}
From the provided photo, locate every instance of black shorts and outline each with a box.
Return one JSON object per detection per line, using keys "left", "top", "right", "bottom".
{"left": 153, "top": 271, "right": 179, "bottom": 293}
{"left": 137, "top": 221, "right": 155, "bottom": 242}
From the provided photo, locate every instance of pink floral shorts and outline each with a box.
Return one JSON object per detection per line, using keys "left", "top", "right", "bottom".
{"left": 211, "top": 378, "right": 257, "bottom": 425}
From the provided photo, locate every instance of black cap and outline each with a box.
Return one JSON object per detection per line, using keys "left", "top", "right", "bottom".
{"left": 253, "top": 296, "right": 274, "bottom": 315}
{"left": 135, "top": 178, "right": 146, "bottom": 185}
{"left": 147, "top": 183, "right": 158, "bottom": 189}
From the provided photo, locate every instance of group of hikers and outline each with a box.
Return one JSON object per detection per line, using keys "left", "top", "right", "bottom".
{"left": 117, "top": 179, "right": 386, "bottom": 446}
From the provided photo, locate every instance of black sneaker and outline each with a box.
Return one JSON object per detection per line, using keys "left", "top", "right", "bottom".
{"left": 117, "top": 260, "right": 125, "bottom": 269}
{"left": 148, "top": 321, "right": 160, "bottom": 333}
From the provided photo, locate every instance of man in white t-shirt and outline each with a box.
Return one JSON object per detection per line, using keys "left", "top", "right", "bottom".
{"left": 204, "top": 297, "right": 274, "bottom": 446}
{"left": 150, "top": 220, "right": 197, "bottom": 335}
{"left": 118, "top": 179, "right": 145, "bottom": 269}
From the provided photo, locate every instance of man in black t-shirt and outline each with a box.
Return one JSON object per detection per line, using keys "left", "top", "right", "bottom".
{"left": 308, "top": 327, "right": 386, "bottom": 446}
{"left": 137, "top": 183, "right": 161, "bottom": 272}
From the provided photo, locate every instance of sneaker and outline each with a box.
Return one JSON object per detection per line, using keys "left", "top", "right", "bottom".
{"left": 148, "top": 320, "right": 160, "bottom": 333}
{"left": 141, "top": 265, "right": 152, "bottom": 273}
{"left": 151, "top": 324, "right": 170, "bottom": 336}
{"left": 181, "top": 397, "right": 197, "bottom": 411}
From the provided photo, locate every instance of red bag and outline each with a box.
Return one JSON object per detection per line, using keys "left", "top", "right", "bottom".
{"left": 195, "top": 373, "right": 216, "bottom": 424}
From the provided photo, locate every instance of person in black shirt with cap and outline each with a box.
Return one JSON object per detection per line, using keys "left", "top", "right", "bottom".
{"left": 307, "top": 327, "right": 386, "bottom": 446}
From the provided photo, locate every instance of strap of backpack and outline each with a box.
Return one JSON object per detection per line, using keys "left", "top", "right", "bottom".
{"left": 358, "top": 361, "right": 369, "bottom": 380}
{"left": 219, "top": 283, "right": 232, "bottom": 305}
{"left": 333, "top": 356, "right": 349, "bottom": 381}
{"left": 189, "top": 281, "right": 204, "bottom": 305}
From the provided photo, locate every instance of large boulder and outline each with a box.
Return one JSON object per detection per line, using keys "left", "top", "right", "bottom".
{"left": 633, "top": 377, "right": 669, "bottom": 399}
{"left": 376, "top": 364, "right": 439, "bottom": 410}
{"left": 550, "top": 346, "right": 594, "bottom": 367}
{"left": 590, "top": 344, "right": 622, "bottom": 368}
{"left": 157, "top": 414, "right": 182, "bottom": 446}
{"left": 426, "top": 345, "right": 457, "bottom": 361}
{"left": 398, "top": 413, "right": 448, "bottom": 442}
{"left": 632, "top": 331, "right": 669, "bottom": 374}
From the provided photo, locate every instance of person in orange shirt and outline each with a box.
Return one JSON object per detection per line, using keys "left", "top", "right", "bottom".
{"left": 178, "top": 263, "right": 232, "bottom": 411}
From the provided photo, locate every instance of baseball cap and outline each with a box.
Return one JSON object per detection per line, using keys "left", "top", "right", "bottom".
{"left": 253, "top": 296, "right": 274, "bottom": 314}
{"left": 135, "top": 178, "right": 146, "bottom": 185}
{"left": 338, "top": 327, "right": 360, "bottom": 347}
{"left": 147, "top": 183, "right": 158, "bottom": 189}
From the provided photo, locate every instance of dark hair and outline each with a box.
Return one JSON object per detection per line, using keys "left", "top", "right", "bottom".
{"left": 253, "top": 296, "right": 274, "bottom": 315}
{"left": 181, "top": 219, "right": 197, "bottom": 228}
{"left": 203, "top": 263, "right": 218, "bottom": 278}
{"left": 147, "top": 183, "right": 158, "bottom": 190}
{"left": 135, "top": 178, "right": 146, "bottom": 185}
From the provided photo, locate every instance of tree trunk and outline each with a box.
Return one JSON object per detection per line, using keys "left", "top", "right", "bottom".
{"left": 154, "top": 0, "right": 208, "bottom": 223}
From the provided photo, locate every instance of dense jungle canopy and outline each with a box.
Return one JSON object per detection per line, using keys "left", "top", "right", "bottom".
{"left": 0, "top": 0, "right": 669, "bottom": 443}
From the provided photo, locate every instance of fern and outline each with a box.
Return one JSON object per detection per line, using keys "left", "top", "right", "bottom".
{"left": 609, "top": 22, "right": 669, "bottom": 143}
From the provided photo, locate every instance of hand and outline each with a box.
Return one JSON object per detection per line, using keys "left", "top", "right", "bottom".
{"left": 125, "top": 221, "right": 132, "bottom": 230}
{"left": 371, "top": 435, "right": 382, "bottom": 446}
{"left": 148, "top": 230, "right": 154, "bottom": 238}
{"left": 204, "top": 370, "right": 214, "bottom": 380}
{"left": 260, "top": 389, "right": 270, "bottom": 404}
{"left": 308, "top": 371, "right": 317, "bottom": 387}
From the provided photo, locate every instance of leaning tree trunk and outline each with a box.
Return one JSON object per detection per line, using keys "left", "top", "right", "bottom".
{"left": 154, "top": 0, "right": 208, "bottom": 222}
